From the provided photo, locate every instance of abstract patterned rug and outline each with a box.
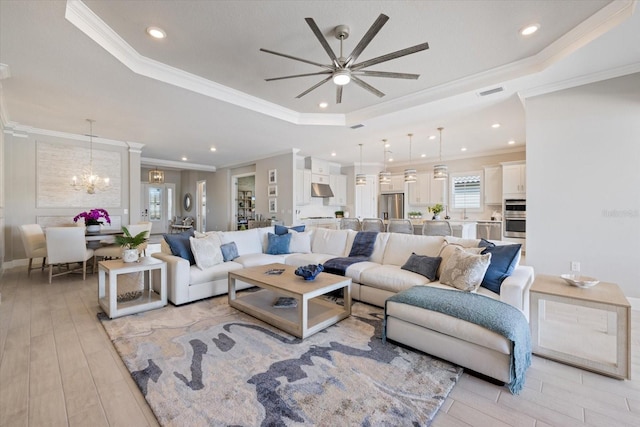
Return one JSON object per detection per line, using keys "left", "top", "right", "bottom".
{"left": 99, "top": 294, "right": 462, "bottom": 426}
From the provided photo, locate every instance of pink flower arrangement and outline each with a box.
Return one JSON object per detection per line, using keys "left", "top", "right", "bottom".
{"left": 73, "top": 208, "right": 111, "bottom": 225}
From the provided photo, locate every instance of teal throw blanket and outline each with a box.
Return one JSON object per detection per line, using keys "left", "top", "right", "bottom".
{"left": 384, "top": 286, "right": 531, "bottom": 394}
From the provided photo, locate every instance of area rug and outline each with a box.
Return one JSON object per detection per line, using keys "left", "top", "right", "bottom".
{"left": 99, "top": 295, "right": 462, "bottom": 426}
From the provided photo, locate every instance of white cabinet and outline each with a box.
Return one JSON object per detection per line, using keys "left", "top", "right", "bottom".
{"left": 311, "top": 173, "right": 329, "bottom": 184}
{"left": 408, "top": 173, "right": 430, "bottom": 206}
{"left": 502, "top": 163, "right": 526, "bottom": 196}
{"left": 355, "top": 175, "right": 377, "bottom": 218}
{"left": 484, "top": 166, "right": 502, "bottom": 204}
{"left": 328, "top": 174, "right": 347, "bottom": 206}
{"left": 296, "top": 169, "right": 311, "bottom": 205}
{"left": 407, "top": 173, "right": 446, "bottom": 206}
{"left": 381, "top": 174, "right": 405, "bottom": 193}
{"left": 306, "top": 158, "right": 330, "bottom": 175}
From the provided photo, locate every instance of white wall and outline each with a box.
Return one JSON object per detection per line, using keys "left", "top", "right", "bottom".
{"left": 526, "top": 73, "right": 640, "bottom": 298}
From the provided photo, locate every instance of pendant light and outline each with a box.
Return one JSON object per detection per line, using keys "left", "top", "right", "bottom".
{"left": 433, "top": 127, "right": 448, "bottom": 180}
{"left": 71, "top": 119, "right": 110, "bottom": 194}
{"left": 149, "top": 167, "right": 165, "bottom": 184}
{"left": 378, "top": 139, "right": 391, "bottom": 185}
{"left": 404, "top": 133, "right": 417, "bottom": 183}
{"left": 355, "top": 143, "right": 367, "bottom": 186}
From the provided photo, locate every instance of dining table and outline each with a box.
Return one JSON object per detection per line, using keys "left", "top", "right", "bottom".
{"left": 85, "top": 229, "right": 123, "bottom": 249}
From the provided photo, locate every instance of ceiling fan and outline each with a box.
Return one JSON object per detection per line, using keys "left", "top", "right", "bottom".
{"left": 260, "top": 14, "right": 429, "bottom": 104}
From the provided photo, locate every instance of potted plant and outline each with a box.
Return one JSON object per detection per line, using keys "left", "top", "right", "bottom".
{"left": 428, "top": 204, "right": 444, "bottom": 220}
{"left": 408, "top": 211, "right": 422, "bottom": 219}
{"left": 73, "top": 208, "right": 111, "bottom": 232}
{"left": 334, "top": 210, "right": 344, "bottom": 218}
{"left": 115, "top": 226, "right": 148, "bottom": 263}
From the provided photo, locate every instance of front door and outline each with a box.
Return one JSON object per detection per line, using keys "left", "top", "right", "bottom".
{"left": 141, "top": 183, "right": 175, "bottom": 234}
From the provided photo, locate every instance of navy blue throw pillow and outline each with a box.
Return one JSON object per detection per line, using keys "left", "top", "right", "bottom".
{"left": 480, "top": 244, "right": 521, "bottom": 294}
{"left": 478, "top": 238, "right": 496, "bottom": 248}
{"left": 266, "top": 232, "right": 291, "bottom": 255}
{"left": 163, "top": 229, "right": 196, "bottom": 265}
{"left": 401, "top": 253, "right": 442, "bottom": 282}
{"left": 274, "top": 224, "right": 305, "bottom": 235}
{"left": 220, "top": 242, "right": 239, "bottom": 262}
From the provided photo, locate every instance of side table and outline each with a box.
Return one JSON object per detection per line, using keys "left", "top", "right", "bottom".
{"left": 530, "top": 274, "right": 631, "bottom": 379}
{"left": 98, "top": 257, "right": 167, "bottom": 319}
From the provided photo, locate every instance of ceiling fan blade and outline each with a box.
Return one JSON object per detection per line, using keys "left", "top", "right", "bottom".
{"left": 266, "top": 71, "right": 332, "bottom": 81}
{"left": 344, "top": 14, "right": 389, "bottom": 68}
{"left": 260, "top": 48, "right": 334, "bottom": 71}
{"left": 295, "top": 76, "right": 333, "bottom": 99}
{"left": 357, "top": 70, "right": 420, "bottom": 79}
{"left": 351, "top": 42, "right": 430, "bottom": 71}
{"left": 336, "top": 85, "right": 343, "bottom": 104}
{"left": 351, "top": 76, "right": 385, "bottom": 98}
{"left": 305, "top": 18, "right": 340, "bottom": 68}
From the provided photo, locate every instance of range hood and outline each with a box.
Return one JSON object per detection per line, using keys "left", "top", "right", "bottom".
{"left": 311, "top": 183, "right": 334, "bottom": 198}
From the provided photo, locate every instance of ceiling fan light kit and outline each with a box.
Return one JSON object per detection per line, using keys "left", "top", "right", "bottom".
{"left": 261, "top": 14, "right": 429, "bottom": 104}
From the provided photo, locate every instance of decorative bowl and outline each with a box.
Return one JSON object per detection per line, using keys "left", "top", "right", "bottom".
{"left": 295, "top": 264, "right": 324, "bottom": 281}
{"left": 560, "top": 274, "right": 599, "bottom": 289}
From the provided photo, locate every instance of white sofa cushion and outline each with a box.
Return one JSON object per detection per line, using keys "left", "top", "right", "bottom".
{"left": 311, "top": 228, "right": 350, "bottom": 256}
{"left": 235, "top": 253, "right": 286, "bottom": 267}
{"left": 189, "top": 261, "right": 243, "bottom": 285}
{"left": 382, "top": 234, "right": 445, "bottom": 266}
{"left": 288, "top": 230, "right": 313, "bottom": 253}
{"left": 189, "top": 235, "right": 223, "bottom": 270}
{"left": 220, "top": 229, "right": 262, "bottom": 256}
{"left": 359, "top": 265, "right": 430, "bottom": 293}
{"left": 285, "top": 252, "right": 338, "bottom": 267}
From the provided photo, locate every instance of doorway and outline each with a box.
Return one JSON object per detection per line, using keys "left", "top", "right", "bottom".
{"left": 141, "top": 183, "right": 176, "bottom": 234}
{"left": 232, "top": 174, "right": 255, "bottom": 230}
{"left": 196, "top": 180, "right": 206, "bottom": 232}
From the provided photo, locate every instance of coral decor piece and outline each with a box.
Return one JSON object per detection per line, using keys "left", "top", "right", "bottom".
{"left": 73, "top": 208, "right": 111, "bottom": 226}
{"left": 294, "top": 264, "right": 324, "bottom": 280}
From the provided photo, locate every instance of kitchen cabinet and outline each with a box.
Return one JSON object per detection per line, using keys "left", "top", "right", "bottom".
{"left": 311, "top": 173, "right": 329, "bottom": 184}
{"left": 296, "top": 169, "right": 311, "bottom": 205}
{"left": 381, "top": 174, "right": 405, "bottom": 193}
{"left": 306, "top": 158, "right": 330, "bottom": 175}
{"left": 502, "top": 163, "right": 526, "bottom": 196}
{"left": 484, "top": 166, "right": 502, "bottom": 204}
{"left": 355, "top": 174, "right": 377, "bottom": 218}
{"left": 408, "top": 173, "right": 446, "bottom": 206}
{"left": 328, "top": 174, "right": 347, "bottom": 206}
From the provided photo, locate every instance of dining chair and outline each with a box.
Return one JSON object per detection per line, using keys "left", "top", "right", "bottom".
{"left": 387, "top": 219, "right": 414, "bottom": 234}
{"left": 93, "top": 223, "right": 153, "bottom": 271}
{"left": 340, "top": 218, "right": 361, "bottom": 231}
{"left": 422, "top": 220, "right": 453, "bottom": 236}
{"left": 45, "top": 227, "right": 94, "bottom": 283}
{"left": 18, "top": 224, "right": 48, "bottom": 276}
{"left": 361, "top": 218, "right": 385, "bottom": 232}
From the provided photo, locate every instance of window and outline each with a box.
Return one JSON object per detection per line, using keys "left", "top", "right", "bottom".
{"left": 451, "top": 173, "right": 481, "bottom": 209}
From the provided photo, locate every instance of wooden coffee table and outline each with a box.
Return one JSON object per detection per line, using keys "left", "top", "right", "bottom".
{"left": 228, "top": 263, "right": 351, "bottom": 339}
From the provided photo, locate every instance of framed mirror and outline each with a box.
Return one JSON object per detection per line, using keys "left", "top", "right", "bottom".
{"left": 184, "top": 193, "right": 193, "bottom": 212}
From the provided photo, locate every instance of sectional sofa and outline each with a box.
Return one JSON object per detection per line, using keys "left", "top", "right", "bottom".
{"left": 151, "top": 226, "right": 534, "bottom": 388}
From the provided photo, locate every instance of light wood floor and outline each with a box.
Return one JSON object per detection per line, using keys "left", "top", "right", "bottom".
{"left": 1, "top": 266, "right": 638, "bottom": 427}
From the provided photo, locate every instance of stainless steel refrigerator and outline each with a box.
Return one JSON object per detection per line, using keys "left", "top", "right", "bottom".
{"left": 378, "top": 193, "right": 404, "bottom": 220}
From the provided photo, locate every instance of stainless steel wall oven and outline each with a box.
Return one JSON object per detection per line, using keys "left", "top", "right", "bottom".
{"left": 504, "top": 199, "right": 526, "bottom": 238}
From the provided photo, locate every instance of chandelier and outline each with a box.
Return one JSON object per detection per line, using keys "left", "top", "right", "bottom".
{"left": 355, "top": 143, "right": 367, "bottom": 186}
{"left": 404, "top": 133, "right": 417, "bottom": 183}
{"left": 378, "top": 139, "right": 391, "bottom": 185}
{"left": 71, "top": 119, "right": 109, "bottom": 194}
{"left": 433, "top": 127, "right": 448, "bottom": 180}
{"left": 149, "top": 167, "right": 165, "bottom": 184}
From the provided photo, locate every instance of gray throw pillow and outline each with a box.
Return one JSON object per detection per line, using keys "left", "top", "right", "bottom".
{"left": 440, "top": 247, "right": 492, "bottom": 291}
{"left": 400, "top": 253, "right": 442, "bottom": 282}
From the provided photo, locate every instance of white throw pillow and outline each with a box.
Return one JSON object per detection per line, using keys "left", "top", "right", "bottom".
{"left": 439, "top": 247, "right": 491, "bottom": 291}
{"left": 437, "top": 243, "right": 484, "bottom": 279}
{"left": 288, "top": 230, "right": 312, "bottom": 253}
{"left": 189, "top": 236, "right": 223, "bottom": 270}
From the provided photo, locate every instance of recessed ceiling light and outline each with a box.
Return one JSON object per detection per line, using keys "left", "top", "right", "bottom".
{"left": 146, "top": 26, "right": 166, "bottom": 39}
{"left": 319, "top": 102, "right": 328, "bottom": 109}
{"left": 491, "top": 123, "right": 501, "bottom": 128}
{"left": 520, "top": 24, "right": 540, "bottom": 36}
{"left": 388, "top": 158, "right": 394, "bottom": 162}
{"left": 429, "top": 135, "right": 436, "bottom": 140}
{"left": 181, "top": 156, "right": 187, "bottom": 161}
{"left": 461, "top": 147, "right": 467, "bottom": 152}
{"left": 384, "top": 142, "right": 390, "bottom": 148}
{"left": 331, "top": 152, "right": 336, "bottom": 157}
{"left": 420, "top": 153, "right": 426, "bottom": 158}
{"left": 508, "top": 140, "right": 516, "bottom": 145}
{"left": 210, "top": 147, "right": 217, "bottom": 152}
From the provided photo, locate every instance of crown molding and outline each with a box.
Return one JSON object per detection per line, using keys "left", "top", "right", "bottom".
{"left": 141, "top": 157, "right": 216, "bottom": 172}
{"left": 2, "top": 121, "right": 132, "bottom": 147}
